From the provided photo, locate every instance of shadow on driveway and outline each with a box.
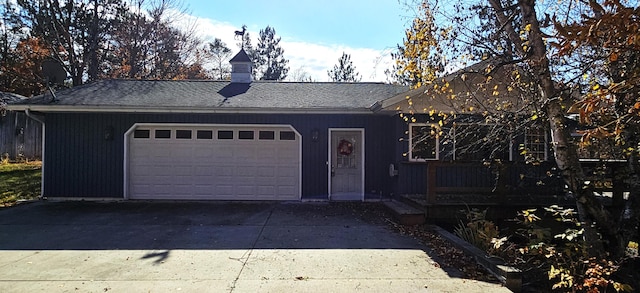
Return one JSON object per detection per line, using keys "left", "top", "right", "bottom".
{"left": 0, "top": 201, "right": 423, "bottom": 250}
{"left": 0, "top": 201, "right": 511, "bottom": 292}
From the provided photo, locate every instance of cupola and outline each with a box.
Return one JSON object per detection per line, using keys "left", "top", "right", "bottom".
{"left": 229, "top": 49, "right": 252, "bottom": 83}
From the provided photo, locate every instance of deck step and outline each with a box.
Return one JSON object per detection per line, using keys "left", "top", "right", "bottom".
{"left": 383, "top": 200, "right": 425, "bottom": 226}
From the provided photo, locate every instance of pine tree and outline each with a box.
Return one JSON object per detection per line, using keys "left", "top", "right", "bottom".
{"left": 327, "top": 52, "right": 361, "bottom": 82}
{"left": 208, "top": 38, "right": 231, "bottom": 80}
{"left": 255, "top": 26, "right": 289, "bottom": 81}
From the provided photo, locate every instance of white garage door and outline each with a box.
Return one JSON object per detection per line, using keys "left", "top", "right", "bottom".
{"left": 125, "top": 124, "right": 301, "bottom": 200}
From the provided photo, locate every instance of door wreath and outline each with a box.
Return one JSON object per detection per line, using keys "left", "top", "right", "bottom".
{"left": 338, "top": 139, "right": 354, "bottom": 156}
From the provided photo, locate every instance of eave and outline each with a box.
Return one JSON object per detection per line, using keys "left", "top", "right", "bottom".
{"left": 6, "top": 104, "right": 382, "bottom": 115}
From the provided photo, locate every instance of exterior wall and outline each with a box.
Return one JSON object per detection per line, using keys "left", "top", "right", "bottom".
{"left": 0, "top": 111, "right": 42, "bottom": 160}
{"left": 389, "top": 116, "right": 564, "bottom": 198}
{"left": 42, "top": 112, "right": 397, "bottom": 198}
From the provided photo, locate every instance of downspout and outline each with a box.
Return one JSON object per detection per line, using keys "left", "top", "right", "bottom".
{"left": 25, "top": 109, "right": 45, "bottom": 199}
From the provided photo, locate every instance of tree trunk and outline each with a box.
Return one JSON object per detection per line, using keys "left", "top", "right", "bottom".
{"left": 519, "top": 0, "right": 624, "bottom": 257}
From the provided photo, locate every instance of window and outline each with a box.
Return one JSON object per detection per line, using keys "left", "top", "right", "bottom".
{"left": 134, "top": 129, "right": 150, "bottom": 138}
{"left": 409, "top": 123, "right": 438, "bottom": 161}
{"left": 280, "top": 131, "right": 296, "bottom": 141}
{"left": 197, "top": 130, "right": 213, "bottom": 139}
{"left": 176, "top": 130, "right": 192, "bottom": 139}
{"left": 155, "top": 130, "right": 171, "bottom": 139}
{"left": 453, "top": 124, "right": 510, "bottom": 161}
{"left": 259, "top": 131, "right": 275, "bottom": 140}
{"left": 524, "top": 127, "right": 547, "bottom": 161}
{"left": 218, "top": 130, "right": 233, "bottom": 140}
{"left": 233, "top": 64, "right": 249, "bottom": 73}
{"left": 239, "top": 131, "right": 254, "bottom": 140}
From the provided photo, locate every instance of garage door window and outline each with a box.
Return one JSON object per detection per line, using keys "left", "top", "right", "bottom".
{"left": 239, "top": 131, "right": 254, "bottom": 140}
{"left": 155, "top": 130, "right": 171, "bottom": 139}
{"left": 176, "top": 130, "right": 192, "bottom": 139}
{"left": 197, "top": 130, "right": 213, "bottom": 139}
{"left": 134, "top": 129, "right": 150, "bottom": 139}
{"left": 218, "top": 130, "right": 233, "bottom": 140}
{"left": 280, "top": 131, "right": 296, "bottom": 140}
{"left": 259, "top": 131, "right": 275, "bottom": 140}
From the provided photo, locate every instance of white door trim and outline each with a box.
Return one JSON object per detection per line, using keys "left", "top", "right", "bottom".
{"left": 123, "top": 123, "right": 302, "bottom": 200}
{"left": 327, "top": 128, "right": 365, "bottom": 201}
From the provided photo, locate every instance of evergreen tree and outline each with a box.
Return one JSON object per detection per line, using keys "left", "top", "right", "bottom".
{"left": 327, "top": 52, "right": 361, "bottom": 82}
{"left": 255, "top": 26, "right": 288, "bottom": 81}
{"left": 208, "top": 38, "right": 231, "bottom": 80}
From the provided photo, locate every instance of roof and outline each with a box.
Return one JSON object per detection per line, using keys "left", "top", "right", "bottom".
{"left": 229, "top": 49, "right": 252, "bottom": 63}
{"left": 8, "top": 79, "right": 409, "bottom": 114}
{"left": 1, "top": 91, "right": 28, "bottom": 103}
{"left": 381, "top": 59, "right": 535, "bottom": 115}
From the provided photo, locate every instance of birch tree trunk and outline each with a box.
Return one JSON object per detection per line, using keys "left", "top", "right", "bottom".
{"left": 518, "top": 0, "right": 623, "bottom": 256}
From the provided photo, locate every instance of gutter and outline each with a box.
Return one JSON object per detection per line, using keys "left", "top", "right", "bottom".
{"left": 25, "top": 109, "right": 45, "bottom": 199}
{"left": 25, "top": 108, "right": 44, "bottom": 124}
{"left": 8, "top": 104, "right": 380, "bottom": 115}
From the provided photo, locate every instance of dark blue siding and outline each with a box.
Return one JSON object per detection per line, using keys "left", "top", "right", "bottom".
{"left": 43, "top": 113, "right": 397, "bottom": 198}
{"left": 388, "top": 117, "right": 563, "bottom": 198}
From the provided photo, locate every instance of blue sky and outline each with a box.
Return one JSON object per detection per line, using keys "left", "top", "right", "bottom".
{"left": 179, "top": 0, "right": 412, "bottom": 81}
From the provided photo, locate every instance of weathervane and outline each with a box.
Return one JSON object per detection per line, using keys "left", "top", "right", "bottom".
{"left": 234, "top": 25, "right": 247, "bottom": 49}
{"left": 234, "top": 25, "right": 246, "bottom": 40}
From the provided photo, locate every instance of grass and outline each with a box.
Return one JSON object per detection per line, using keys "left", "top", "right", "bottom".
{"left": 0, "top": 161, "right": 41, "bottom": 207}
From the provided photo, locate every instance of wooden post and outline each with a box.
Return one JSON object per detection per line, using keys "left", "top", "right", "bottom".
{"left": 611, "top": 162, "right": 625, "bottom": 211}
{"left": 427, "top": 162, "right": 437, "bottom": 204}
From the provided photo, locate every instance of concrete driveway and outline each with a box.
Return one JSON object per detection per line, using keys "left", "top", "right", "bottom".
{"left": 0, "top": 201, "right": 509, "bottom": 292}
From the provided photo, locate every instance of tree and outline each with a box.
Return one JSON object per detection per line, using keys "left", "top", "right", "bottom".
{"left": 3, "top": 0, "right": 208, "bottom": 85}
{"left": 553, "top": 0, "right": 640, "bottom": 257}
{"left": 327, "top": 52, "right": 361, "bottom": 82}
{"left": 391, "top": 3, "right": 441, "bottom": 87}
{"left": 255, "top": 26, "right": 289, "bottom": 81}
{"left": 289, "top": 66, "right": 314, "bottom": 82}
{"left": 207, "top": 38, "right": 231, "bottom": 80}
{"left": 9, "top": 0, "right": 125, "bottom": 85}
{"left": 107, "top": 0, "right": 208, "bottom": 80}
{"left": 396, "top": 0, "right": 639, "bottom": 266}
{"left": 0, "top": 37, "right": 51, "bottom": 96}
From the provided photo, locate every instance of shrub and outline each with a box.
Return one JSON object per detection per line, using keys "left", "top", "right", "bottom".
{"left": 489, "top": 206, "right": 635, "bottom": 292}
{"left": 454, "top": 207, "right": 500, "bottom": 252}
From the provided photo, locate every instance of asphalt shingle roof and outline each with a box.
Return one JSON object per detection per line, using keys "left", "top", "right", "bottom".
{"left": 229, "top": 49, "right": 252, "bottom": 63}
{"left": 12, "top": 79, "right": 408, "bottom": 112}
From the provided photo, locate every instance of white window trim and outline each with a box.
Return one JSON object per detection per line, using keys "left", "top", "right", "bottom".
{"left": 524, "top": 127, "right": 548, "bottom": 161}
{"left": 408, "top": 123, "right": 439, "bottom": 162}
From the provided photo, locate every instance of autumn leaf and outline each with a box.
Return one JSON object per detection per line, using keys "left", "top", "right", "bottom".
{"left": 609, "top": 51, "right": 618, "bottom": 62}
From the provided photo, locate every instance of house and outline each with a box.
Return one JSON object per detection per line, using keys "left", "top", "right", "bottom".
{"left": 7, "top": 50, "right": 564, "bottom": 203}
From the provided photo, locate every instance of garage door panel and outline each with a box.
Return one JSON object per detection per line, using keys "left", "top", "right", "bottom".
{"left": 237, "top": 166, "right": 257, "bottom": 176}
{"left": 128, "top": 125, "right": 300, "bottom": 200}
{"left": 257, "top": 186, "right": 275, "bottom": 195}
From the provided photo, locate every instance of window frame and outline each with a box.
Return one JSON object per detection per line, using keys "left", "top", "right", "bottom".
{"left": 408, "top": 123, "right": 440, "bottom": 162}
{"left": 524, "top": 126, "right": 548, "bottom": 162}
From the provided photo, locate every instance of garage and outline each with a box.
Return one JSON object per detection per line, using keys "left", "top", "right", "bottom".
{"left": 125, "top": 124, "right": 301, "bottom": 200}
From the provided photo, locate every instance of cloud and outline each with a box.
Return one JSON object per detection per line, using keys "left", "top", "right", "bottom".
{"left": 176, "top": 13, "right": 394, "bottom": 82}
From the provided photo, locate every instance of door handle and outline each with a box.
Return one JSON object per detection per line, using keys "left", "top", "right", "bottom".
{"left": 331, "top": 165, "right": 335, "bottom": 177}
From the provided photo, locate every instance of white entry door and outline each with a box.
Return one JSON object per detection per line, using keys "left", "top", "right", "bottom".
{"left": 329, "top": 129, "right": 364, "bottom": 201}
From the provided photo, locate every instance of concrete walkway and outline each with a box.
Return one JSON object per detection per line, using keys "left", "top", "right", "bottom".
{"left": 0, "top": 201, "right": 510, "bottom": 292}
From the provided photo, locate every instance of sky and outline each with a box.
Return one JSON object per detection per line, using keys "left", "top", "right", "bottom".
{"left": 176, "top": 0, "right": 413, "bottom": 82}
